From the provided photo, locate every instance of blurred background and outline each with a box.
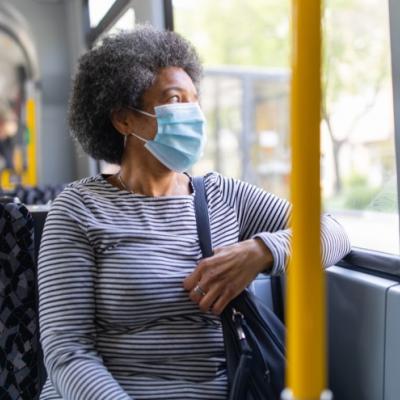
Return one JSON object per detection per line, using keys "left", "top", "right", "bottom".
{"left": 0, "top": 0, "right": 397, "bottom": 254}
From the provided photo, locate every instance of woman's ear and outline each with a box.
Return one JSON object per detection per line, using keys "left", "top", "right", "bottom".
{"left": 110, "top": 108, "right": 134, "bottom": 135}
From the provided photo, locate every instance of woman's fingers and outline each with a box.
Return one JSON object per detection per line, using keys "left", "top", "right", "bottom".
{"left": 188, "top": 278, "right": 235, "bottom": 315}
{"left": 185, "top": 253, "right": 243, "bottom": 315}
{"left": 183, "top": 266, "right": 201, "bottom": 291}
{"left": 184, "top": 240, "right": 269, "bottom": 314}
{"left": 210, "top": 290, "right": 233, "bottom": 315}
{"left": 192, "top": 284, "right": 219, "bottom": 312}
{"left": 183, "top": 249, "right": 226, "bottom": 291}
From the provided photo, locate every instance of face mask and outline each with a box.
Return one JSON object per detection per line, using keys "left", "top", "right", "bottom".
{"left": 129, "top": 102, "right": 206, "bottom": 172}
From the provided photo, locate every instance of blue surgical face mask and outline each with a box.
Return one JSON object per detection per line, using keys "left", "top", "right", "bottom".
{"left": 129, "top": 102, "right": 206, "bottom": 173}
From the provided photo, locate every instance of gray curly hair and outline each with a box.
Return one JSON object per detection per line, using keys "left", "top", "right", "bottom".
{"left": 68, "top": 25, "right": 203, "bottom": 164}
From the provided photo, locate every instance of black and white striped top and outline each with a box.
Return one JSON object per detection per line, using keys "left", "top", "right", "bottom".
{"left": 38, "top": 172, "right": 350, "bottom": 400}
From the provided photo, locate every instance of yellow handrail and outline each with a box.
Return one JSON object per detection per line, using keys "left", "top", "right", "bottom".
{"left": 285, "top": 0, "right": 329, "bottom": 399}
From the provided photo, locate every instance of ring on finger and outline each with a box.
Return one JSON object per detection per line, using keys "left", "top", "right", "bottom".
{"left": 193, "top": 284, "right": 207, "bottom": 297}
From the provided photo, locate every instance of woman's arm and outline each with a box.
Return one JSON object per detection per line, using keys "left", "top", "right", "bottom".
{"left": 184, "top": 174, "right": 351, "bottom": 314}
{"left": 230, "top": 177, "right": 351, "bottom": 275}
{"left": 38, "top": 187, "right": 131, "bottom": 400}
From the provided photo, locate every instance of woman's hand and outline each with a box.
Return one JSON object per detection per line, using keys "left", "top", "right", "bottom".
{"left": 183, "top": 238, "right": 273, "bottom": 315}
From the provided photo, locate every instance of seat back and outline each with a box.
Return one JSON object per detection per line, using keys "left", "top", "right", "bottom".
{"left": 250, "top": 275, "right": 285, "bottom": 323}
{"left": 1, "top": 185, "right": 65, "bottom": 206}
{"left": 0, "top": 202, "right": 41, "bottom": 399}
{"left": 0, "top": 203, "right": 49, "bottom": 400}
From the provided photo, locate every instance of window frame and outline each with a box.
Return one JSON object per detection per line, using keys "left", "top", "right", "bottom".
{"left": 389, "top": 0, "right": 400, "bottom": 248}
{"left": 83, "top": 0, "right": 174, "bottom": 47}
{"left": 83, "top": 0, "right": 133, "bottom": 47}
{"left": 339, "top": 247, "right": 400, "bottom": 280}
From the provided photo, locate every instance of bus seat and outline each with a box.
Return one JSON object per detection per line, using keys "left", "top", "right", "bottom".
{"left": 0, "top": 185, "right": 65, "bottom": 206}
{"left": 0, "top": 202, "right": 44, "bottom": 399}
{"left": 249, "top": 274, "right": 285, "bottom": 323}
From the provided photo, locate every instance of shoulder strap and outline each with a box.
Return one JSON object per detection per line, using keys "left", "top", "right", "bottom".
{"left": 192, "top": 176, "right": 213, "bottom": 258}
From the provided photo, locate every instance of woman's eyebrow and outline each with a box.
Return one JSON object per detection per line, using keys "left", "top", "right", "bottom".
{"left": 162, "top": 87, "right": 183, "bottom": 94}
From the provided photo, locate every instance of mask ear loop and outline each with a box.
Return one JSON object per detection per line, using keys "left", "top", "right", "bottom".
{"left": 124, "top": 107, "right": 156, "bottom": 144}
{"left": 129, "top": 107, "right": 157, "bottom": 119}
{"left": 129, "top": 131, "right": 148, "bottom": 143}
{"left": 123, "top": 131, "right": 147, "bottom": 147}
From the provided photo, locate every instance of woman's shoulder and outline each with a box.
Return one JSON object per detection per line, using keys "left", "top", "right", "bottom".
{"left": 202, "top": 171, "right": 251, "bottom": 207}
{"left": 201, "top": 171, "right": 282, "bottom": 208}
{"left": 202, "top": 171, "right": 233, "bottom": 186}
{"left": 202, "top": 171, "right": 250, "bottom": 195}
{"left": 65, "top": 174, "right": 105, "bottom": 191}
{"left": 51, "top": 175, "right": 106, "bottom": 210}
{"left": 57, "top": 174, "right": 111, "bottom": 198}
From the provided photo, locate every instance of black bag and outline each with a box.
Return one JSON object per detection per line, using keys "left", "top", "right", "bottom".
{"left": 192, "top": 177, "right": 286, "bottom": 400}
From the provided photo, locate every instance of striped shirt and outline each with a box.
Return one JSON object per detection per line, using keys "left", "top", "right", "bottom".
{"left": 38, "top": 172, "right": 351, "bottom": 400}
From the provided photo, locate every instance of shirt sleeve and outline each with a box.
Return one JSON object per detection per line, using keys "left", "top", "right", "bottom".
{"left": 216, "top": 174, "right": 351, "bottom": 275}
{"left": 38, "top": 187, "right": 131, "bottom": 400}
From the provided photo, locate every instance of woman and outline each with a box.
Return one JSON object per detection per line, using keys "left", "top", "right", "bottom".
{"left": 38, "top": 25, "right": 351, "bottom": 400}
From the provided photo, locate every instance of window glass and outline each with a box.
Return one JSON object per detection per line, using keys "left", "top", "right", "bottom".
{"left": 322, "top": 0, "right": 398, "bottom": 254}
{"left": 251, "top": 75, "right": 290, "bottom": 199}
{"left": 174, "top": 0, "right": 399, "bottom": 254}
{"left": 107, "top": 8, "right": 135, "bottom": 34}
{"left": 88, "top": 0, "right": 116, "bottom": 27}
{"left": 174, "top": 0, "right": 291, "bottom": 195}
{"left": 199, "top": 74, "right": 242, "bottom": 179}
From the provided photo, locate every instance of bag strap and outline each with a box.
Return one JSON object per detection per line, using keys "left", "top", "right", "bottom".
{"left": 192, "top": 176, "right": 252, "bottom": 400}
{"left": 192, "top": 176, "right": 213, "bottom": 258}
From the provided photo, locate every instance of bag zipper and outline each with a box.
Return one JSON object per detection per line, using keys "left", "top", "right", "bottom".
{"left": 232, "top": 308, "right": 272, "bottom": 384}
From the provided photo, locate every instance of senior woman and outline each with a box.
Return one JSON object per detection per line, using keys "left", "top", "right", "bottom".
{"left": 38, "top": 25, "right": 350, "bottom": 400}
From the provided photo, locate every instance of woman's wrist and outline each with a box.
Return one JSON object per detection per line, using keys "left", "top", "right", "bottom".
{"left": 246, "top": 238, "right": 274, "bottom": 274}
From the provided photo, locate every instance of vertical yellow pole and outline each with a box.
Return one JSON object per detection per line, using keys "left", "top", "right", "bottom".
{"left": 22, "top": 98, "right": 37, "bottom": 186}
{"left": 284, "top": 0, "right": 329, "bottom": 399}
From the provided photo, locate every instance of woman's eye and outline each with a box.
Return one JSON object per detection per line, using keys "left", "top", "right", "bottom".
{"left": 168, "top": 95, "right": 180, "bottom": 103}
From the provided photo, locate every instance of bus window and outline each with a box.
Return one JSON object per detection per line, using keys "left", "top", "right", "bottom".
{"left": 87, "top": 1, "right": 135, "bottom": 175}
{"left": 322, "top": 0, "right": 397, "bottom": 254}
{"left": 173, "top": 0, "right": 399, "bottom": 255}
